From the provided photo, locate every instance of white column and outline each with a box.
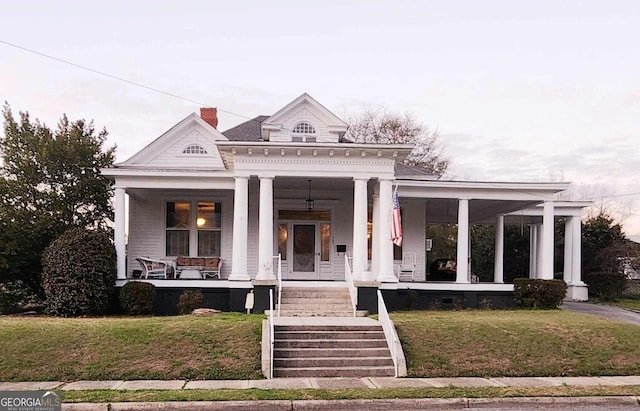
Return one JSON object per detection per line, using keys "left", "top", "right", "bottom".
{"left": 563, "top": 218, "right": 572, "bottom": 284}
{"left": 371, "top": 193, "right": 380, "bottom": 278}
{"left": 230, "top": 177, "right": 250, "bottom": 281}
{"left": 257, "top": 176, "right": 275, "bottom": 280}
{"left": 114, "top": 187, "right": 127, "bottom": 280}
{"left": 541, "top": 200, "right": 555, "bottom": 280}
{"left": 571, "top": 216, "right": 584, "bottom": 285}
{"left": 529, "top": 224, "right": 537, "bottom": 279}
{"left": 494, "top": 215, "right": 504, "bottom": 284}
{"left": 456, "top": 198, "right": 470, "bottom": 283}
{"left": 536, "top": 224, "right": 544, "bottom": 278}
{"left": 377, "top": 178, "right": 397, "bottom": 283}
{"left": 352, "top": 178, "right": 369, "bottom": 280}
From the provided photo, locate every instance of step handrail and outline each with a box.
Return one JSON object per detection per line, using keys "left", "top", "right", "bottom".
{"left": 273, "top": 254, "right": 282, "bottom": 317}
{"left": 377, "top": 290, "right": 399, "bottom": 377}
{"left": 344, "top": 254, "right": 357, "bottom": 317}
{"left": 268, "top": 288, "right": 274, "bottom": 379}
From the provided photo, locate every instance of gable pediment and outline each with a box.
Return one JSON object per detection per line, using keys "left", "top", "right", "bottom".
{"left": 261, "top": 93, "right": 348, "bottom": 143}
{"left": 120, "top": 113, "right": 228, "bottom": 170}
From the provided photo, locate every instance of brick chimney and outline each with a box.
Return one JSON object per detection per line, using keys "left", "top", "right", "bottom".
{"left": 200, "top": 108, "right": 218, "bottom": 129}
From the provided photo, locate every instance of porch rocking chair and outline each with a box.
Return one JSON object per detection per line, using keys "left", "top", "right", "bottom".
{"left": 136, "top": 257, "right": 169, "bottom": 279}
{"left": 397, "top": 253, "right": 417, "bottom": 282}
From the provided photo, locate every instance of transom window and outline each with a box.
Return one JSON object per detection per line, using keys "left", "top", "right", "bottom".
{"left": 182, "top": 144, "right": 208, "bottom": 154}
{"left": 166, "top": 201, "right": 222, "bottom": 256}
{"left": 292, "top": 122, "right": 316, "bottom": 134}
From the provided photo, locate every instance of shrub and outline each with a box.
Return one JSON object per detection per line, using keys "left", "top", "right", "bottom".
{"left": 177, "top": 290, "right": 205, "bottom": 314}
{"left": 120, "top": 281, "right": 156, "bottom": 315}
{"left": 42, "top": 228, "right": 116, "bottom": 317}
{"left": 584, "top": 271, "right": 628, "bottom": 301}
{"left": 513, "top": 279, "right": 568, "bottom": 309}
{"left": 0, "top": 281, "right": 45, "bottom": 314}
{"left": 402, "top": 290, "right": 418, "bottom": 310}
{"left": 0, "top": 283, "right": 21, "bottom": 314}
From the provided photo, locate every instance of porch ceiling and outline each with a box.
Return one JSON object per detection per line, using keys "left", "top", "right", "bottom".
{"left": 426, "top": 198, "right": 540, "bottom": 224}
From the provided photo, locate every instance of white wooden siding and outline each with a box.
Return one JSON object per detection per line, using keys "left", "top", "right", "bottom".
{"left": 127, "top": 193, "right": 164, "bottom": 277}
{"left": 395, "top": 199, "right": 426, "bottom": 281}
{"left": 246, "top": 182, "right": 260, "bottom": 279}
{"left": 330, "top": 190, "right": 352, "bottom": 280}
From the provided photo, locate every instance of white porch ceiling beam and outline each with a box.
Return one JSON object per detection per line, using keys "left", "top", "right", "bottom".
{"left": 113, "top": 177, "right": 235, "bottom": 190}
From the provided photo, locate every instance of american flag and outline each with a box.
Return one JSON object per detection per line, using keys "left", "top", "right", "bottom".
{"left": 391, "top": 191, "right": 403, "bottom": 247}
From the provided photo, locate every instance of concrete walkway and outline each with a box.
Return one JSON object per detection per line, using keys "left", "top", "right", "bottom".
{"left": 3, "top": 376, "right": 640, "bottom": 391}
{"left": 5, "top": 377, "right": 640, "bottom": 410}
{"left": 561, "top": 301, "right": 640, "bottom": 326}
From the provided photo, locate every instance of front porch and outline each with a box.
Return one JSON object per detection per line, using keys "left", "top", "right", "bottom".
{"left": 115, "top": 277, "right": 519, "bottom": 315}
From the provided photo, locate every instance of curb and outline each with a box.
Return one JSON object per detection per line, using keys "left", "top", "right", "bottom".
{"left": 62, "top": 396, "right": 640, "bottom": 410}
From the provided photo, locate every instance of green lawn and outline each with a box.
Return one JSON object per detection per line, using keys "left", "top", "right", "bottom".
{"left": 392, "top": 310, "right": 640, "bottom": 377}
{"left": 0, "top": 314, "right": 263, "bottom": 381}
{"left": 1, "top": 310, "right": 640, "bottom": 382}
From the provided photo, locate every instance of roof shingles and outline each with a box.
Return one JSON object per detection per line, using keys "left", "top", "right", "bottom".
{"left": 222, "top": 115, "right": 268, "bottom": 142}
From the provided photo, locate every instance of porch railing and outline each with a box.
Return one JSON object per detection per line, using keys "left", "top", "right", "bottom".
{"left": 344, "top": 255, "right": 357, "bottom": 317}
{"left": 377, "top": 290, "right": 399, "bottom": 377}
{"left": 268, "top": 288, "right": 275, "bottom": 379}
{"left": 273, "top": 254, "right": 282, "bottom": 317}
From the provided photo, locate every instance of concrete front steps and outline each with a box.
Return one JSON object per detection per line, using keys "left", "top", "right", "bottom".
{"left": 276, "top": 287, "right": 367, "bottom": 317}
{"left": 273, "top": 324, "right": 395, "bottom": 378}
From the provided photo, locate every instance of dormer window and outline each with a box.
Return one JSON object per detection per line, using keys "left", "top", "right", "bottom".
{"left": 291, "top": 122, "right": 317, "bottom": 142}
{"left": 292, "top": 122, "right": 316, "bottom": 134}
{"left": 182, "top": 144, "right": 208, "bottom": 154}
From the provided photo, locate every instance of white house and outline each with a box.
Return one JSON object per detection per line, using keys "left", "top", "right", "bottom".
{"left": 102, "top": 93, "right": 589, "bottom": 314}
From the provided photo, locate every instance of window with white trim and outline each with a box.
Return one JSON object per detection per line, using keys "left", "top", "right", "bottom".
{"left": 292, "top": 122, "right": 316, "bottom": 134}
{"left": 166, "top": 201, "right": 221, "bottom": 256}
{"left": 182, "top": 144, "right": 208, "bottom": 154}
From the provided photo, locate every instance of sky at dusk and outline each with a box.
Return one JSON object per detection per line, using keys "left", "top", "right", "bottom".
{"left": 1, "top": 0, "right": 639, "bottom": 233}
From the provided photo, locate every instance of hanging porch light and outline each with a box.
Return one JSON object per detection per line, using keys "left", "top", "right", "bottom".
{"left": 305, "top": 179, "right": 314, "bottom": 212}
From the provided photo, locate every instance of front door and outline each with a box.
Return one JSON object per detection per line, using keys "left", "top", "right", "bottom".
{"left": 277, "top": 210, "right": 332, "bottom": 280}
{"left": 292, "top": 224, "right": 317, "bottom": 279}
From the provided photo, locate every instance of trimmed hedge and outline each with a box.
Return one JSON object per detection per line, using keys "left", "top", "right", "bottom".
{"left": 120, "top": 281, "right": 156, "bottom": 315}
{"left": 42, "top": 228, "right": 116, "bottom": 317}
{"left": 177, "top": 289, "right": 205, "bottom": 314}
{"left": 584, "top": 271, "right": 628, "bottom": 301}
{"left": 513, "top": 278, "right": 568, "bottom": 309}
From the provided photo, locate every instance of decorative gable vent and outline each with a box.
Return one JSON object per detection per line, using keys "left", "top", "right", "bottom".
{"left": 182, "top": 144, "right": 208, "bottom": 155}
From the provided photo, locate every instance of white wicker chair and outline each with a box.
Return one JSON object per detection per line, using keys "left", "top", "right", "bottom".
{"left": 135, "top": 257, "right": 169, "bottom": 279}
